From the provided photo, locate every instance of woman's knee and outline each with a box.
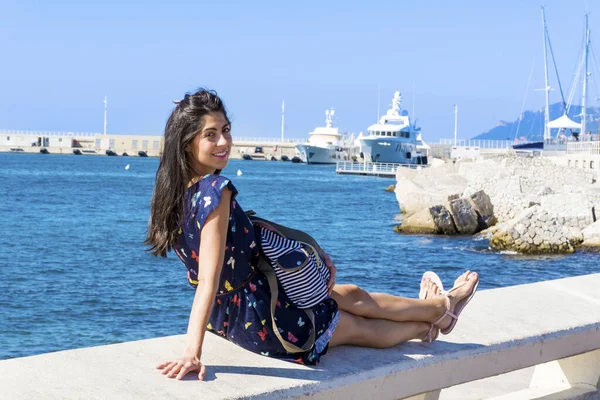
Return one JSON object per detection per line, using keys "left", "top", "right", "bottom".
{"left": 333, "top": 283, "right": 368, "bottom": 304}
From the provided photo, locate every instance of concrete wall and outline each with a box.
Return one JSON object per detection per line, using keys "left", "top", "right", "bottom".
{"left": 96, "top": 134, "right": 164, "bottom": 156}
{"left": 1, "top": 274, "right": 599, "bottom": 400}
{"left": 547, "top": 153, "right": 600, "bottom": 174}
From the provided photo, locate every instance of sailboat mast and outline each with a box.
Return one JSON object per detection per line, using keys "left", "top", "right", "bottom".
{"left": 454, "top": 104, "right": 458, "bottom": 146}
{"left": 377, "top": 85, "right": 380, "bottom": 123}
{"left": 281, "top": 100, "right": 285, "bottom": 143}
{"left": 582, "top": 14, "right": 590, "bottom": 137}
{"left": 103, "top": 95, "right": 107, "bottom": 136}
{"left": 542, "top": 6, "right": 551, "bottom": 141}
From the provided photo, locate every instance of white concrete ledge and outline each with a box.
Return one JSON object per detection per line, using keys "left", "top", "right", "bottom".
{"left": 1, "top": 274, "right": 600, "bottom": 399}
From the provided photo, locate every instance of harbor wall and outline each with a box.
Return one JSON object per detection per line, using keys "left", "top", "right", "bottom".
{"left": 0, "top": 132, "right": 303, "bottom": 159}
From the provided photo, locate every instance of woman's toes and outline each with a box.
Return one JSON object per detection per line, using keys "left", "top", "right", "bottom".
{"left": 453, "top": 271, "right": 470, "bottom": 287}
{"left": 419, "top": 277, "right": 429, "bottom": 299}
{"left": 424, "top": 279, "right": 440, "bottom": 300}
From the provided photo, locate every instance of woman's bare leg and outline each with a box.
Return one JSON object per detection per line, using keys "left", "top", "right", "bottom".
{"left": 331, "top": 271, "right": 479, "bottom": 328}
{"left": 328, "top": 310, "right": 430, "bottom": 348}
{"left": 331, "top": 281, "right": 445, "bottom": 323}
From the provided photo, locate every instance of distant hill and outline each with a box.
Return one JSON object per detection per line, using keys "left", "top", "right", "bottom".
{"left": 472, "top": 102, "right": 600, "bottom": 141}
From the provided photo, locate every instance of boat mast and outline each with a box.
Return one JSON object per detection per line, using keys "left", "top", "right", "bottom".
{"left": 541, "top": 6, "right": 551, "bottom": 141}
{"left": 103, "top": 95, "right": 107, "bottom": 135}
{"left": 281, "top": 100, "right": 285, "bottom": 143}
{"left": 377, "top": 85, "right": 380, "bottom": 122}
{"left": 582, "top": 14, "right": 590, "bottom": 137}
{"left": 454, "top": 104, "right": 458, "bottom": 146}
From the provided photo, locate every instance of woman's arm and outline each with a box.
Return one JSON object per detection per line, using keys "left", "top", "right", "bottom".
{"left": 156, "top": 188, "right": 232, "bottom": 381}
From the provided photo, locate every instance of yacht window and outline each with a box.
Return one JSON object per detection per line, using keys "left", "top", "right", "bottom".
{"left": 591, "top": 161, "right": 595, "bottom": 169}
{"left": 387, "top": 132, "right": 391, "bottom": 137}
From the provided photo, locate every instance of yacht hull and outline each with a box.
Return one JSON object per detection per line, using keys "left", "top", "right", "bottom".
{"left": 358, "top": 137, "right": 417, "bottom": 164}
{"left": 296, "top": 144, "right": 337, "bottom": 164}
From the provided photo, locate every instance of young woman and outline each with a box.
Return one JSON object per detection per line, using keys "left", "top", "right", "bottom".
{"left": 146, "top": 89, "right": 479, "bottom": 381}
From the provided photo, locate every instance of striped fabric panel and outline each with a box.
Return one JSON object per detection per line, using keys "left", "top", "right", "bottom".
{"left": 260, "top": 227, "right": 330, "bottom": 308}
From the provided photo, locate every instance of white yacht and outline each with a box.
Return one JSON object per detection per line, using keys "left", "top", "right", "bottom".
{"left": 358, "top": 91, "right": 428, "bottom": 164}
{"left": 296, "top": 109, "right": 355, "bottom": 164}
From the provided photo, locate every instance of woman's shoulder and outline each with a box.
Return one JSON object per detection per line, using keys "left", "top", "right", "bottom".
{"left": 198, "top": 174, "right": 234, "bottom": 190}
{"left": 191, "top": 174, "right": 237, "bottom": 202}
{"left": 188, "top": 174, "right": 238, "bottom": 222}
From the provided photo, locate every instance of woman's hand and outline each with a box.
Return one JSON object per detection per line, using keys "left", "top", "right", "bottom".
{"left": 156, "top": 356, "right": 206, "bottom": 381}
{"left": 323, "top": 252, "right": 337, "bottom": 295}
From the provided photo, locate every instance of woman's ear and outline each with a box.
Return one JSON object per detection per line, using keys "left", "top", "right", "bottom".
{"left": 185, "top": 137, "right": 196, "bottom": 154}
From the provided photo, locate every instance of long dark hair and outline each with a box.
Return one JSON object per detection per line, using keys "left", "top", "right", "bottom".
{"left": 145, "top": 88, "right": 230, "bottom": 257}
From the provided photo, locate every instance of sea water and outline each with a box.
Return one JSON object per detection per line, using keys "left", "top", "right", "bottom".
{"left": 0, "top": 153, "right": 598, "bottom": 360}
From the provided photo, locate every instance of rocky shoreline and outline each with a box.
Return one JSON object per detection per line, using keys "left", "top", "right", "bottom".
{"left": 394, "top": 155, "right": 600, "bottom": 254}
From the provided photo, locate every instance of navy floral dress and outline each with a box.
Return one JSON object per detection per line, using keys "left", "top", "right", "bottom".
{"left": 173, "top": 174, "right": 339, "bottom": 365}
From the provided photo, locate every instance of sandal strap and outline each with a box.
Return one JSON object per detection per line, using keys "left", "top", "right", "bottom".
{"left": 422, "top": 324, "right": 438, "bottom": 343}
{"left": 433, "top": 308, "right": 458, "bottom": 328}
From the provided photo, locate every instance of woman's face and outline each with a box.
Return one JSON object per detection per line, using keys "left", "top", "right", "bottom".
{"left": 187, "top": 112, "right": 232, "bottom": 177}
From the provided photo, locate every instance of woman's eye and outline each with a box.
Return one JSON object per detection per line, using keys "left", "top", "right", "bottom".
{"left": 223, "top": 127, "right": 231, "bottom": 134}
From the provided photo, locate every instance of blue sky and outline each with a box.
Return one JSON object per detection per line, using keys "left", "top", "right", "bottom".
{"left": 1, "top": 0, "right": 599, "bottom": 141}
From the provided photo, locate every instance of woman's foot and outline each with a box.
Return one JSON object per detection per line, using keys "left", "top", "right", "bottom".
{"left": 419, "top": 271, "right": 444, "bottom": 300}
{"left": 421, "top": 323, "right": 439, "bottom": 343}
{"left": 431, "top": 271, "right": 479, "bottom": 334}
{"left": 419, "top": 277, "right": 441, "bottom": 300}
{"left": 420, "top": 278, "right": 442, "bottom": 342}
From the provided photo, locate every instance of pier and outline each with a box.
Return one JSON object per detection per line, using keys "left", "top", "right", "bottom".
{"left": 336, "top": 161, "right": 427, "bottom": 177}
{"left": 0, "top": 130, "right": 304, "bottom": 160}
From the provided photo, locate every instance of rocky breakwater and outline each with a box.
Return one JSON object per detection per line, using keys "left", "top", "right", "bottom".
{"left": 396, "top": 190, "right": 496, "bottom": 235}
{"left": 394, "top": 154, "right": 600, "bottom": 254}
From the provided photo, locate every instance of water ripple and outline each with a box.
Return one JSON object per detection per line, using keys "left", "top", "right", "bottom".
{"left": 1, "top": 153, "right": 598, "bottom": 360}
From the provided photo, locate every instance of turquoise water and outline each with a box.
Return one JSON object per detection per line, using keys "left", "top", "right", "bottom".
{"left": 1, "top": 153, "right": 598, "bottom": 360}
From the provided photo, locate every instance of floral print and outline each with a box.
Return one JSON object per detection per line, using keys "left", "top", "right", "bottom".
{"left": 173, "top": 174, "right": 338, "bottom": 365}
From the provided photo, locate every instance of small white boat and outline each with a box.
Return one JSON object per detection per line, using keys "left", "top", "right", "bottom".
{"left": 296, "top": 109, "right": 356, "bottom": 164}
{"left": 73, "top": 148, "right": 99, "bottom": 155}
{"left": 242, "top": 146, "right": 267, "bottom": 161}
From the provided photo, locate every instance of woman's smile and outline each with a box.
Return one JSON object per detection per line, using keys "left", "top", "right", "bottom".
{"left": 212, "top": 150, "right": 229, "bottom": 159}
